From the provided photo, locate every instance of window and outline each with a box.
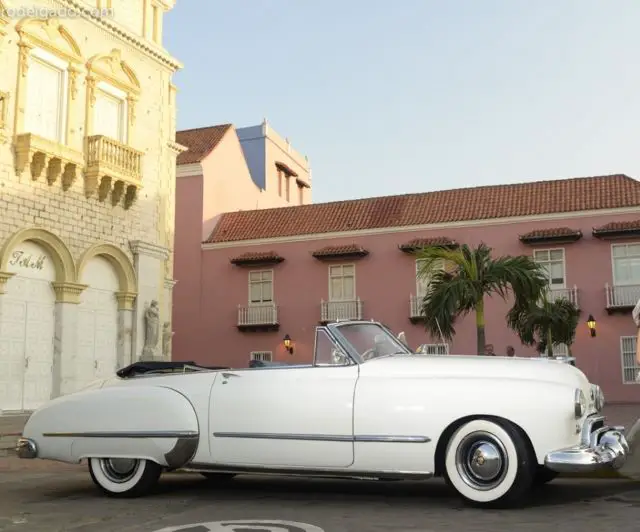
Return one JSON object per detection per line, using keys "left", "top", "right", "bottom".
{"left": 415, "top": 258, "right": 444, "bottom": 297}
{"left": 278, "top": 170, "right": 283, "bottom": 196}
{"left": 250, "top": 351, "right": 272, "bottom": 362}
{"left": 298, "top": 183, "right": 304, "bottom": 204}
{"left": 0, "top": 91, "right": 8, "bottom": 132}
{"left": 533, "top": 249, "right": 565, "bottom": 288}
{"left": 314, "top": 329, "right": 348, "bottom": 366}
{"left": 285, "top": 175, "right": 290, "bottom": 201}
{"left": 93, "top": 82, "right": 127, "bottom": 142}
{"left": 25, "top": 49, "right": 68, "bottom": 143}
{"left": 249, "top": 270, "right": 273, "bottom": 304}
{"left": 329, "top": 264, "right": 355, "bottom": 301}
{"left": 621, "top": 336, "right": 640, "bottom": 384}
{"left": 612, "top": 244, "right": 640, "bottom": 285}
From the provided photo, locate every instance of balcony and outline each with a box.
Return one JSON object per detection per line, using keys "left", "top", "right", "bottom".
{"left": 237, "top": 303, "right": 279, "bottom": 331}
{"left": 605, "top": 284, "right": 640, "bottom": 313}
{"left": 546, "top": 286, "right": 579, "bottom": 308}
{"left": 320, "top": 298, "right": 363, "bottom": 323}
{"left": 14, "top": 133, "right": 83, "bottom": 189}
{"left": 409, "top": 294, "right": 425, "bottom": 323}
{"left": 84, "top": 135, "right": 143, "bottom": 209}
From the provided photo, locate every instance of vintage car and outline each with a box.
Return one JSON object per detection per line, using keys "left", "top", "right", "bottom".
{"left": 16, "top": 319, "right": 629, "bottom": 508}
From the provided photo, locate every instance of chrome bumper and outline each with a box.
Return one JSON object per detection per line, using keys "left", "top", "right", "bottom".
{"left": 544, "top": 416, "right": 629, "bottom": 473}
{"left": 16, "top": 437, "right": 37, "bottom": 459}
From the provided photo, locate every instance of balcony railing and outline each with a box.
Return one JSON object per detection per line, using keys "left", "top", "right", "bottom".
{"left": 605, "top": 284, "right": 640, "bottom": 309}
{"left": 237, "top": 303, "right": 279, "bottom": 329}
{"left": 410, "top": 294, "right": 425, "bottom": 319}
{"left": 547, "top": 286, "right": 579, "bottom": 308}
{"left": 320, "top": 298, "right": 363, "bottom": 322}
{"left": 85, "top": 135, "right": 143, "bottom": 208}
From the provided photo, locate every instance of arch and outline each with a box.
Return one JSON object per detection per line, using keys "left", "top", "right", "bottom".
{"left": 0, "top": 227, "right": 75, "bottom": 283}
{"left": 86, "top": 48, "right": 140, "bottom": 94}
{"left": 15, "top": 17, "right": 83, "bottom": 63}
{"left": 77, "top": 243, "right": 137, "bottom": 294}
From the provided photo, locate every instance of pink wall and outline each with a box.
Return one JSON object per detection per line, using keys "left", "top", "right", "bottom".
{"left": 177, "top": 211, "right": 640, "bottom": 404}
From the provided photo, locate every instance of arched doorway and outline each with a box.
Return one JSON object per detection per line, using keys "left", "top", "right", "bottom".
{"left": 0, "top": 241, "right": 56, "bottom": 411}
{"left": 76, "top": 257, "right": 119, "bottom": 390}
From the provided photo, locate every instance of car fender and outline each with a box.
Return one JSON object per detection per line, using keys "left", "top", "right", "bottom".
{"left": 21, "top": 385, "right": 200, "bottom": 468}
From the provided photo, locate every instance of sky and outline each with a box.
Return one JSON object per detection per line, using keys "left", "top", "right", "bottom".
{"left": 164, "top": 0, "right": 640, "bottom": 204}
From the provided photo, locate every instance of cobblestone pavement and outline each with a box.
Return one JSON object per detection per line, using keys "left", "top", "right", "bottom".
{"left": 0, "top": 459, "right": 639, "bottom": 532}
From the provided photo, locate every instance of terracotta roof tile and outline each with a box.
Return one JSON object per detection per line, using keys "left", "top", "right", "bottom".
{"left": 176, "top": 124, "right": 232, "bottom": 165}
{"left": 311, "top": 244, "right": 369, "bottom": 259}
{"left": 399, "top": 237, "right": 457, "bottom": 251}
{"left": 206, "top": 174, "right": 640, "bottom": 243}
{"left": 229, "top": 251, "right": 284, "bottom": 265}
{"left": 519, "top": 227, "right": 583, "bottom": 243}
{"left": 593, "top": 220, "right": 640, "bottom": 238}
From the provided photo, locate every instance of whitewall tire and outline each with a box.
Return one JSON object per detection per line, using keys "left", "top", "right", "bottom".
{"left": 88, "top": 458, "right": 162, "bottom": 498}
{"left": 443, "top": 418, "right": 535, "bottom": 507}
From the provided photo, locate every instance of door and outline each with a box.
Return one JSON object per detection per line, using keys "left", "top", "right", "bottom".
{"left": 209, "top": 362, "right": 359, "bottom": 468}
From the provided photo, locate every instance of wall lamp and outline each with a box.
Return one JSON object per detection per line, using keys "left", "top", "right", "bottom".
{"left": 283, "top": 334, "right": 294, "bottom": 355}
{"left": 587, "top": 315, "right": 596, "bottom": 338}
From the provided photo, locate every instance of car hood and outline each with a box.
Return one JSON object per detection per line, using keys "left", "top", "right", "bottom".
{"left": 361, "top": 353, "right": 590, "bottom": 388}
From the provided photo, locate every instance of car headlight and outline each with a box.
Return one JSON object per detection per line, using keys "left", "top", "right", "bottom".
{"left": 590, "top": 384, "right": 605, "bottom": 412}
{"left": 574, "top": 388, "right": 586, "bottom": 418}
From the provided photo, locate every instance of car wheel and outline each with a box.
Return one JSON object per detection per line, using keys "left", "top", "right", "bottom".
{"left": 443, "top": 418, "right": 535, "bottom": 508}
{"left": 533, "top": 466, "right": 558, "bottom": 485}
{"left": 88, "top": 458, "right": 162, "bottom": 498}
{"left": 200, "top": 472, "right": 236, "bottom": 482}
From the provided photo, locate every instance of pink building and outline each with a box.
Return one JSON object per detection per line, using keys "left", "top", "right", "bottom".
{"left": 173, "top": 120, "right": 311, "bottom": 361}
{"left": 173, "top": 173, "right": 640, "bottom": 404}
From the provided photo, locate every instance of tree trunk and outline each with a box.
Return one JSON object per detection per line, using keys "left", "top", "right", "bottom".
{"left": 546, "top": 328, "right": 554, "bottom": 357}
{"left": 476, "top": 299, "right": 486, "bottom": 355}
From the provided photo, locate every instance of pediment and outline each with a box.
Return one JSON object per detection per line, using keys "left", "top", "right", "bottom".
{"left": 15, "top": 17, "right": 82, "bottom": 63}
{"left": 87, "top": 49, "right": 140, "bottom": 94}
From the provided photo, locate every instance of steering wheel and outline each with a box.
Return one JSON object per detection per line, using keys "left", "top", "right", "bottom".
{"left": 361, "top": 348, "right": 377, "bottom": 361}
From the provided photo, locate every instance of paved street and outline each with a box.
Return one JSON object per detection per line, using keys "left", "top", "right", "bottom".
{"left": 0, "top": 458, "right": 639, "bottom": 532}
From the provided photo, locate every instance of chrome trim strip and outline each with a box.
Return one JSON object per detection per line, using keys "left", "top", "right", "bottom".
{"left": 42, "top": 431, "right": 199, "bottom": 438}
{"left": 16, "top": 437, "right": 37, "bottom": 459}
{"left": 212, "top": 432, "right": 430, "bottom": 443}
{"left": 183, "top": 462, "right": 433, "bottom": 480}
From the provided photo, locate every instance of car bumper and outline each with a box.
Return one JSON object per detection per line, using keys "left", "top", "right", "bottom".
{"left": 544, "top": 416, "right": 629, "bottom": 473}
{"left": 16, "top": 437, "right": 37, "bottom": 459}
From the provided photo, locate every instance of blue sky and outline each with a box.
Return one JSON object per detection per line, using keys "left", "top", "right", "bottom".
{"left": 164, "top": 0, "right": 640, "bottom": 204}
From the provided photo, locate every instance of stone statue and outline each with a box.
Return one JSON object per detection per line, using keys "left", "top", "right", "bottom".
{"left": 162, "top": 321, "right": 174, "bottom": 359}
{"left": 142, "top": 300, "right": 160, "bottom": 358}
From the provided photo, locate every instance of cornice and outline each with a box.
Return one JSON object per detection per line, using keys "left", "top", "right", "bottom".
{"left": 168, "top": 140, "right": 188, "bottom": 155}
{"left": 176, "top": 163, "right": 203, "bottom": 177}
{"left": 130, "top": 240, "right": 170, "bottom": 259}
{"left": 58, "top": 0, "right": 182, "bottom": 71}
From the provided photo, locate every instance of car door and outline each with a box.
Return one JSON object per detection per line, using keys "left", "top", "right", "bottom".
{"left": 208, "top": 328, "right": 358, "bottom": 468}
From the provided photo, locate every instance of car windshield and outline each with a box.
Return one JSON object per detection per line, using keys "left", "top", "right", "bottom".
{"left": 332, "top": 322, "right": 411, "bottom": 361}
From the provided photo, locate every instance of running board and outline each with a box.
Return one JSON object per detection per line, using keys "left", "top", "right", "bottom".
{"left": 180, "top": 462, "right": 433, "bottom": 481}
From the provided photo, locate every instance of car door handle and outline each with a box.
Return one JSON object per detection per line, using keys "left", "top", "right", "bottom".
{"left": 221, "top": 372, "right": 239, "bottom": 379}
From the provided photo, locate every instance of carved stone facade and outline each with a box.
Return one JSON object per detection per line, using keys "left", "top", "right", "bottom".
{"left": 0, "top": 0, "right": 185, "bottom": 413}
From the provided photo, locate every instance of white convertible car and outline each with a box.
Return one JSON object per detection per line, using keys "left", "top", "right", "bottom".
{"left": 16, "top": 320, "right": 629, "bottom": 508}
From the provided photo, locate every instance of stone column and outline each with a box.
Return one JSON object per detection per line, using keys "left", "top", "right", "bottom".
{"left": 51, "top": 282, "right": 87, "bottom": 397}
{"left": 129, "top": 241, "right": 169, "bottom": 360}
{"left": 115, "top": 292, "right": 136, "bottom": 369}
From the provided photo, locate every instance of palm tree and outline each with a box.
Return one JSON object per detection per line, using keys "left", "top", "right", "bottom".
{"left": 506, "top": 293, "right": 581, "bottom": 357}
{"left": 416, "top": 243, "right": 548, "bottom": 355}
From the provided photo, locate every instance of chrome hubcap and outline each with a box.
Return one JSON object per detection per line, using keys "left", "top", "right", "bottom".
{"left": 99, "top": 458, "right": 140, "bottom": 483}
{"left": 455, "top": 431, "right": 508, "bottom": 490}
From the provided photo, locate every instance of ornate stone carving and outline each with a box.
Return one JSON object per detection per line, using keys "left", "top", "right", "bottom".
{"left": 51, "top": 281, "right": 88, "bottom": 304}
{"left": 162, "top": 321, "right": 173, "bottom": 359}
{"left": 115, "top": 291, "right": 137, "bottom": 310}
{"left": 0, "top": 271, "right": 15, "bottom": 294}
{"left": 141, "top": 300, "right": 160, "bottom": 358}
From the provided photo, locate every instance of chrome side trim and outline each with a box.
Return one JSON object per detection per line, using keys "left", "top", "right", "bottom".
{"left": 183, "top": 462, "right": 433, "bottom": 480}
{"left": 16, "top": 437, "right": 37, "bottom": 459}
{"left": 212, "top": 432, "right": 430, "bottom": 443}
{"left": 42, "top": 431, "right": 199, "bottom": 439}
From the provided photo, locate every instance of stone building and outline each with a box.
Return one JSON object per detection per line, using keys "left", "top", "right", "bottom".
{"left": 0, "top": 0, "right": 184, "bottom": 413}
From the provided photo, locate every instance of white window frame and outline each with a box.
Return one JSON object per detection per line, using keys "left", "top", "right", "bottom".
{"left": 248, "top": 269, "right": 274, "bottom": 306}
{"left": 328, "top": 263, "right": 356, "bottom": 302}
{"left": 611, "top": 243, "right": 640, "bottom": 286}
{"left": 415, "top": 258, "right": 444, "bottom": 298}
{"left": 620, "top": 335, "right": 640, "bottom": 384}
{"left": 250, "top": 351, "right": 272, "bottom": 362}
{"left": 94, "top": 81, "right": 128, "bottom": 143}
{"left": 533, "top": 248, "right": 566, "bottom": 288}
{"left": 27, "top": 47, "right": 69, "bottom": 144}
